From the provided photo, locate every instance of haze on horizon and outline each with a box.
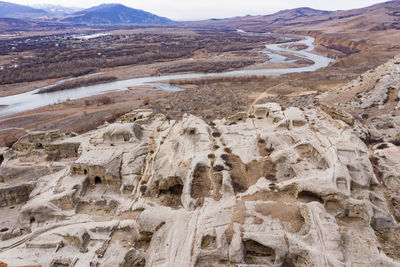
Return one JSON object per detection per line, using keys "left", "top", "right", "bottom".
{"left": 3, "top": 0, "right": 391, "bottom": 20}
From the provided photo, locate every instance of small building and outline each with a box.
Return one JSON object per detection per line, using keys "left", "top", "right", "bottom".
{"left": 71, "top": 147, "right": 123, "bottom": 186}
{"left": 44, "top": 141, "right": 80, "bottom": 160}
{"left": 13, "top": 130, "right": 63, "bottom": 151}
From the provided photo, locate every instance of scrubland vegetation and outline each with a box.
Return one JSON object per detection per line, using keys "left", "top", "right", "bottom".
{"left": 37, "top": 76, "right": 117, "bottom": 93}
{"left": 0, "top": 29, "right": 277, "bottom": 85}
{"left": 169, "top": 75, "right": 268, "bottom": 85}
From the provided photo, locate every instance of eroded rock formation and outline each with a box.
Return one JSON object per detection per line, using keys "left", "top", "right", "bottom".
{"left": 0, "top": 102, "right": 399, "bottom": 266}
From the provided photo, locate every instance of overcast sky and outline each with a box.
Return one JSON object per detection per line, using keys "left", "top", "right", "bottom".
{"left": 7, "top": 0, "right": 390, "bottom": 20}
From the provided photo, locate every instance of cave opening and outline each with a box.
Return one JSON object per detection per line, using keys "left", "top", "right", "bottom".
{"left": 94, "top": 176, "right": 102, "bottom": 184}
{"left": 297, "top": 191, "right": 323, "bottom": 203}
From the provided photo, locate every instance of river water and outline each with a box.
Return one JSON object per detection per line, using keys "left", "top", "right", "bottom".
{"left": 0, "top": 35, "right": 334, "bottom": 117}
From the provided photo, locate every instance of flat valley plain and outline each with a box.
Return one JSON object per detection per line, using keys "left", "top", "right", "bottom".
{"left": 1, "top": 1, "right": 400, "bottom": 146}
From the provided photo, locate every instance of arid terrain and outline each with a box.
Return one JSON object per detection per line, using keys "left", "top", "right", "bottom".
{"left": 1, "top": 0, "right": 400, "bottom": 266}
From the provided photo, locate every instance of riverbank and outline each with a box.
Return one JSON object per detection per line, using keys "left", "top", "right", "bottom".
{"left": 0, "top": 34, "right": 334, "bottom": 117}
{"left": 36, "top": 76, "right": 118, "bottom": 94}
{"left": 0, "top": 88, "right": 168, "bottom": 146}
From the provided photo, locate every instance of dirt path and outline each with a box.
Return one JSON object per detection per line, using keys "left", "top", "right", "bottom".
{"left": 247, "top": 82, "right": 287, "bottom": 113}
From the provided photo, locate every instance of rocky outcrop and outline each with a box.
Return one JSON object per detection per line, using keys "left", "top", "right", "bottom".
{"left": 0, "top": 103, "right": 399, "bottom": 266}
{"left": 317, "top": 55, "right": 400, "bottom": 146}
{"left": 314, "top": 36, "right": 368, "bottom": 55}
{"left": 0, "top": 184, "right": 33, "bottom": 207}
{"left": 12, "top": 129, "right": 63, "bottom": 152}
{"left": 367, "top": 115, "right": 400, "bottom": 142}
{"left": 356, "top": 63, "right": 400, "bottom": 109}
{"left": 317, "top": 55, "right": 400, "bottom": 111}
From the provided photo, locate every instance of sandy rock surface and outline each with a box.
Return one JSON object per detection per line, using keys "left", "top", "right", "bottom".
{"left": 0, "top": 99, "right": 399, "bottom": 267}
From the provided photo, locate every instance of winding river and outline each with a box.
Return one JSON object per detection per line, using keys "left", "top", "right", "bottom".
{"left": 0, "top": 35, "right": 334, "bottom": 117}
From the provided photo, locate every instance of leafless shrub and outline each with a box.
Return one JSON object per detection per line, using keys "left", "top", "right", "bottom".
{"left": 97, "top": 96, "right": 113, "bottom": 105}
{"left": 156, "top": 60, "right": 256, "bottom": 75}
{"left": 109, "top": 108, "right": 126, "bottom": 122}
{"left": 73, "top": 118, "right": 105, "bottom": 133}
{"left": 0, "top": 30, "right": 276, "bottom": 85}
{"left": 169, "top": 75, "right": 267, "bottom": 86}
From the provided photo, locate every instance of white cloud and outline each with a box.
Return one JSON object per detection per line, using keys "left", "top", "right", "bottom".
{"left": 7, "top": 0, "right": 389, "bottom": 20}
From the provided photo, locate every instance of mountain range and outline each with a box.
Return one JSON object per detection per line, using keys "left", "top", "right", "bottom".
{"left": 0, "top": 2, "right": 172, "bottom": 25}
{"left": 32, "top": 4, "right": 83, "bottom": 16}
{"left": 194, "top": 0, "right": 400, "bottom": 33}
{"left": 62, "top": 3, "right": 171, "bottom": 25}
{"left": 0, "top": 0, "right": 400, "bottom": 30}
{"left": 0, "top": 1, "right": 47, "bottom": 18}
